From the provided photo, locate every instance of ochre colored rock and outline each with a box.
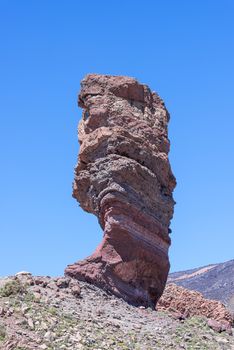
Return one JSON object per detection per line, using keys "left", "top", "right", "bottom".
{"left": 157, "top": 283, "right": 233, "bottom": 330}
{"left": 65, "top": 74, "right": 176, "bottom": 307}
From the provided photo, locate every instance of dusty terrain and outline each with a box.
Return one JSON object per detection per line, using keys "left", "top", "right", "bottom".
{"left": 0, "top": 272, "right": 233, "bottom": 350}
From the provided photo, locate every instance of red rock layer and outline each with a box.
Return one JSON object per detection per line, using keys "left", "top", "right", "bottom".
{"left": 65, "top": 74, "right": 176, "bottom": 307}
{"left": 157, "top": 283, "right": 233, "bottom": 328}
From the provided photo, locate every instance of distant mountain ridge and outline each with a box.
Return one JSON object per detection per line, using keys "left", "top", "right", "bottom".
{"left": 169, "top": 259, "right": 234, "bottom": 312}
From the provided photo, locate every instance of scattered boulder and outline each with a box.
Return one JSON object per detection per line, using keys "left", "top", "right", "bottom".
{"left": 56, "top": 277, "right": 70, "bottom": 289}
{"left": 70, "top": 280, "right": 81, "bottom": 297}
{"left": 65, "top": 74, "right": 176, "bottom": 307}
{"left": 207, "top": 319, "right": 232, "bottom": 335}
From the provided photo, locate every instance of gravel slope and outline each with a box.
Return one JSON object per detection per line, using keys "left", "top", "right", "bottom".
{"left": 0, "top": 273, "right": 234, "bottom": 350}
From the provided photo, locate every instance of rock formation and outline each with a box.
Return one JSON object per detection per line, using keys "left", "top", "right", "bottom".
{"left": 65, "top": 74, "right": 176, "bottom": 307}
{"left": 157, "top": 284, "right": 233, "bottom": 332}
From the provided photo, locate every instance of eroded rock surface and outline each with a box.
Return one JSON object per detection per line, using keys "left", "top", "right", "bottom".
{"left": 157, "top": 284, "right": 233, "bottom": 333}
{"left": 65, "top": 74, "right": 176, "bottom": 307}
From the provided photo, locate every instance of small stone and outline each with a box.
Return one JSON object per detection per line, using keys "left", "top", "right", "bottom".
{"left": 34, "top": 277, "right": 45, "bottom": 285}
{"left": 170, "top": 311, "right": 185, "bottom": 321}
{"left": 33, "top": 292, "right": 41, "bottom": 301}
{"left": 7, "top": 307, "right": 14, "bottom": 316}
{"left": 220, "top": 320, "right": 233, "bottom": 335}
{"left": 39, "top": 345, "right": 47, "bottom": 350}
{"left": 56, "top": 277, "right": 70, "bottom": 288}
{"left": 27, "top": 318, "right": 34, "bottom": 330}
{"left": 183, "top": 333, "right": 191, "bottom": 342}
{"left": 96, "top": 309, "right": 104, "bottom": 316}
{"left": 73, "top": 331, "right": 82, "bottom": 342}
{"left": 71, "top": 285, "right": 81, "bottom": 297}
{"left": 215, "top": 336, "right": 229, "bottom": 344}
{"left": 208, "top": 319, "right": 224, "bottom": 333}
{"left": 21, "top": 304, "right": 30, "bottom": 314}
{"left": 113, "top": 314, "right": 121, "bottom": 320}
{"left": 44, "top": 331, "right": 55, "bottom": 342}
{"left": 15, "top": 320, "right": 23, "bottom": 325}
{"left": 41, "top": 321, "right": 48, "bottom": 330}
{"left": 35, "top": 337, "right": 42, "bottom": 344}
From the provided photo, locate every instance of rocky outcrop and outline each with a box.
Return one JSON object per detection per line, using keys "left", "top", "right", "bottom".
{"left": 157, "top": 284, "right": 233, "bottom": 332}
{"left": 65, "top": 74, "right": 176, "bottom": 307}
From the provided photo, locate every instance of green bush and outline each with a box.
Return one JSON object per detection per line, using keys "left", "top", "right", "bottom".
{"left": 0, "top": 280, "right": 24, "bottom": 297}
{"left": 0, "top": 324, "right": 6, "bottom": 341}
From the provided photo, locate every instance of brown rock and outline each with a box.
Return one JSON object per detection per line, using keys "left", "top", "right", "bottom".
{"left": 34, "top": 276, "right": 48, "bottom": 287}
{"left": 207, "top": 319, "right": 232, "bottom": 335}
{"left": 65, "top": 74, "right": 176, "bottom": 307}
{"left": 56, "top": 277, "right": 70, "bottom": 288}
{"left": 158, "top": 283, "right": 233, "bottom": 328}
{"left": 170, "top": 311, "right": 186, "bottom": 321}
{"left": 33, "top": 292, "right": 41, "bottom": 302}
{"left": 27, "top": 318, "right": 34, "bottom": 330}
{"left": 71, "top": 285, "right": 81, "bottom": 297}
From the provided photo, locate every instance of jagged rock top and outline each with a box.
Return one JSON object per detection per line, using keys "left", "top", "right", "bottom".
{"left": 74, "top": 74, "right": 175, "bottom": 219}
{"left": 77, "top": 74, "right": 172, "bottom": 153}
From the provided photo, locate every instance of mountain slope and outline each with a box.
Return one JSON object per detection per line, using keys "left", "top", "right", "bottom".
{"left": 169, "top": 259, "right": 234, "bottom": 311}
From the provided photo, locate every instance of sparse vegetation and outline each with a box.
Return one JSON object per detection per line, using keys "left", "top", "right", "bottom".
{"left": 0, "top": 279, "right": 24, "bottom": 297}
{"left": 23, "top": 291, "right": 35, "bottom": 303}
{"left": 0, "top": 275, "right": 233, "bottom": 349}
{"left": 0, "top": 324, "right": 6, "bottom": 341}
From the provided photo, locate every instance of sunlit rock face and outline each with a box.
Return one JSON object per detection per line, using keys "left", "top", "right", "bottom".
{"left": 65, "top": 74, "right": 176, "bottom": 307}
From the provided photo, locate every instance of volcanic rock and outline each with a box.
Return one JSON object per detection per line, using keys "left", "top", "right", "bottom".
{"left": 65, "top": 74, "right": 176, "bottom": 307}
{"left": 157, "top": 283, "right": 233, "bottom": 331}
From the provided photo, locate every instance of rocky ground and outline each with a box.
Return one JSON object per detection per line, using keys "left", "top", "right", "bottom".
{"left": 0, "top": 272, "right": 234, "bottom": 350}
{"left": 158, "top": 284, "right": 233, "bottom": 328}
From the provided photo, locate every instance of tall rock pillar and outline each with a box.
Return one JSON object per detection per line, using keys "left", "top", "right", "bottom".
{"left": 65, "top": 74, "right": 176, "bottom": 307}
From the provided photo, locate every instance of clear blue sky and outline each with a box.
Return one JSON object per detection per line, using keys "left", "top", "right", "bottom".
{"left": 0, "top": 1, "right": 233, "bottom": 276}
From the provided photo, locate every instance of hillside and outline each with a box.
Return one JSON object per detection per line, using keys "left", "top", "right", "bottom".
{"left": 0, "top": 273, "right": 233, "bottom": 350}
{"left": 169, "top": 259, "right": 234, "bottom": 312}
